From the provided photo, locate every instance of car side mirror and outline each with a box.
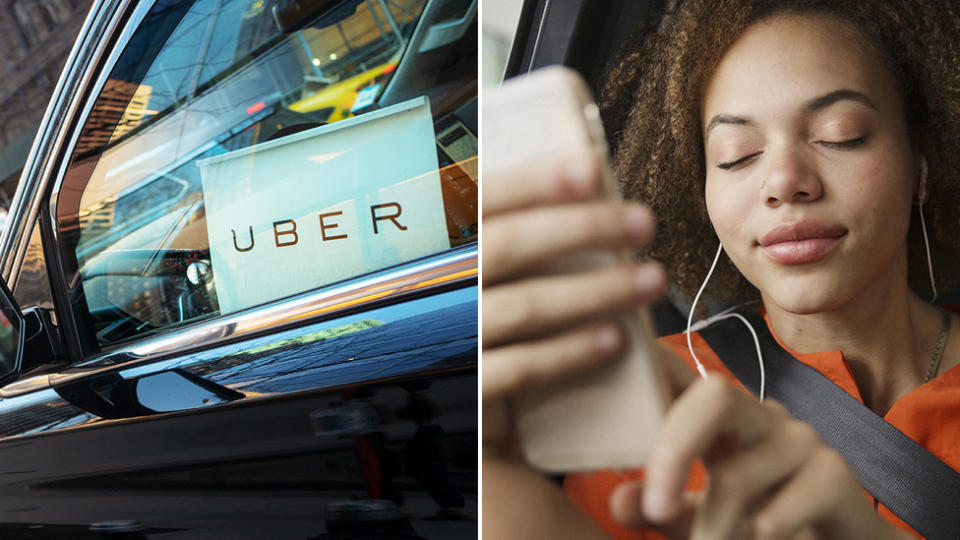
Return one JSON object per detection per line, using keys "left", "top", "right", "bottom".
{"left": 0, "top": 278, "right": 25, "bottom": 388}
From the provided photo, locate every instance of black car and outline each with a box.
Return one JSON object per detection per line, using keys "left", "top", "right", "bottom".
{"left": 0, "top": 0, "right": 477, "bottom": 538}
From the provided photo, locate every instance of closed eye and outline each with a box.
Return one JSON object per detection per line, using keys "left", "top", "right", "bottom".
{"left": 717, "top": 152, "right": 762, "bottom": 170}
{"left": 817, "top": 135, "right": 868, "bottom": 149}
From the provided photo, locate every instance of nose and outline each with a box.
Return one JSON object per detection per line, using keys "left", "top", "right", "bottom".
{"left": 761, "top": 146, "right": 823, "bottom": 206}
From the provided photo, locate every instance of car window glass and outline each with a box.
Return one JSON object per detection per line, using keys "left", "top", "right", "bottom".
{"left": 54, "top": 0, "right": 477, "bottom": 352}
{"left": 13, "top": 218, "right": 55, "bottom": 312}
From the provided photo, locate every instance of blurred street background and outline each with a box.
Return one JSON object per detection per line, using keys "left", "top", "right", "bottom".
{"left": 0, "top": 0, "right": 92, "bottom": 226}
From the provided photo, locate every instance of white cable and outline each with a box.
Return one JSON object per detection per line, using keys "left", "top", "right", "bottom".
{"left": 919, "top": 203, "right": 937, "bottom": 303}
{"left": 688, "top": 303, "right": 742, "bottom": 333}
{"left": 702, "top": 312, "right": 766, "bottom": 402}
{"left": 686, "top": 243, "right": 724, "bottom": 380}
{"left": 685, "top": 243, "right": 767, "bottom": 401}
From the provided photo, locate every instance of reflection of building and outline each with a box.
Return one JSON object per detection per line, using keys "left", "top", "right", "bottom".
{"left": 0, "top": 0, "right": 93, "bottom": 206}
{"left": 77, "top": 194, "right": 117, "bottom": 237}
{"left": 74, "top": 79, "right": 148, "bottom": 155}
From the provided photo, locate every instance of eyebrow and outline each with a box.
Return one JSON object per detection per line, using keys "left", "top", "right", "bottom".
{"left": 803, "top": 89, "right": 877, "bottom": 113}
{"left": 704, "top": 89, "right": 877, "bottom": 138}
{"left": 704, "top": 114, "right": 750, "bottom": 137}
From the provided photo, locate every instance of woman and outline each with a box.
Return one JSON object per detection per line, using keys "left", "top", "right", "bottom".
{"left": 483, "top": 0, "right": 960, "bottom": 538}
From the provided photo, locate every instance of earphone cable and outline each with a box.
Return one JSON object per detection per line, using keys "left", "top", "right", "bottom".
{"left": 919, "top": 203, "right": 937, "bottom": 303}
{"left": 686, "top": 243, "right": 724, "bottom": 379}
{"left": 686, "top": 242, "right": 767, "bottom": 401}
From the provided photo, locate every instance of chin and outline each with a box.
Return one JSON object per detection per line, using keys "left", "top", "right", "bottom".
{"left": 767, "top": 297, "right": 837, "bottom": 316}
{"left": 758, "top": 279, "right": 851, "bottom": 316}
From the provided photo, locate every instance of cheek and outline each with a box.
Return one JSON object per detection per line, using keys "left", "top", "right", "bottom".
{"left": 705, "top": 178, "right": 758, "bottom": 283}
{"left": 843, "top": 154, "right": 914, "bottom": 220}
{"left": 705, "top": 175, "right": 752, "bottom": 243}
{"left": 704, "top": 178, "right": 724, "bottom": 238}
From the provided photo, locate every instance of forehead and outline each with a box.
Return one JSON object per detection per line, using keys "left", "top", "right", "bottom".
{"left": 701, "top": 13, "right": 901, "bottom": 122}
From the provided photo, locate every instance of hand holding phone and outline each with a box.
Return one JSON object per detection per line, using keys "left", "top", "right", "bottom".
{"left": 483, "top": 66, "right": 670, "bottom": 472}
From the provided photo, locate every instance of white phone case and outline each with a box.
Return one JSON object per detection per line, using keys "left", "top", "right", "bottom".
{"left": 483, "top": 66, "right": 669, "bottom": 472}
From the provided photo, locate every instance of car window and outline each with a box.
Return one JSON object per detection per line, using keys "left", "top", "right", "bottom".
{"left": 54, "top": 0, "right": 477, "bottom": 352}
{"left": 13, "top": 218, "right": 55, "bottom": 313}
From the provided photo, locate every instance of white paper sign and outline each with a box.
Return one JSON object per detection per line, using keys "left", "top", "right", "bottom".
{"left": 197, "top": 97, "right": 448, "bottom": 314}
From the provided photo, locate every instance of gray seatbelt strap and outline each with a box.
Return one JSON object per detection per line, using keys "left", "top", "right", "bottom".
{"left": 699, "top": 311, "right": 960, "bottom": 540}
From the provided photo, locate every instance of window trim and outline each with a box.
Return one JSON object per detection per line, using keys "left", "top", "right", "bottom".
{"left": 1, "top": 244, "right": 476, "bottom": 398}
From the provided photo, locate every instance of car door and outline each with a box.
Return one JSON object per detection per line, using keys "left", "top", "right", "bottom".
{"left": 0, "top": 0, "right": 477, "bottom": 538}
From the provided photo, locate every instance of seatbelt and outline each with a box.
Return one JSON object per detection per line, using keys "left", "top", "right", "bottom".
{"left": 699, "top": 310, "right": 960, "bottom": 540}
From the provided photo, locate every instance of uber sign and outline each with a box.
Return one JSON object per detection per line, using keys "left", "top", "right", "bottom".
{"left": 198, "top": 97, "right": 448, "bottom": 313}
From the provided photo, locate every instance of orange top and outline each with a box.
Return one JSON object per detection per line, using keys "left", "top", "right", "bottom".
{"left": 565, "top": 314, "right": 960, "bottom": 539}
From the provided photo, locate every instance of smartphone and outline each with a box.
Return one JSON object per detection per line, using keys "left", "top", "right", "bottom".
{"left": 483, "top": 66, "right": 669, "bottom": 472}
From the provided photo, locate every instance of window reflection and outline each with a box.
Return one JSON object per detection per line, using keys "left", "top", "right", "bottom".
{"left": 55, "top": 0, "right": 477, "bottom": 350}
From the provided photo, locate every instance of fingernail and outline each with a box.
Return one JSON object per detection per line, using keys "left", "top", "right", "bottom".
{"left": 595, "top": 324, "right": 623, "bottom": 354}
{"left": 642, "top": 486, "right": 675, "bottom": 522}
{"left": 624, "top": 206, "right": 653, "bottom": 243}
{"left": 634, "top": 264, "right": 665, "bottom": 294}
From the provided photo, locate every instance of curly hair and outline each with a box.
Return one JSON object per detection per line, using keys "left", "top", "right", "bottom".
{"left": 600, "top": 0, "right": 960, "bottom": 308}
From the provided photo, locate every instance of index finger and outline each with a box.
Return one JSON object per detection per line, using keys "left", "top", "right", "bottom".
{"left": 482, "top": 151, "right": 602, "bottom": 216}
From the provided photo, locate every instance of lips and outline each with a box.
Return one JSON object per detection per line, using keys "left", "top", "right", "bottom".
{"left": 758, "top": 220, "right": 847, "bottom": 265}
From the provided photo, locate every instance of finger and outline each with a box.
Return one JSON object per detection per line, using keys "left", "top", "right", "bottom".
{"left": 643, "top": 377, "right": 774, "bottom": 524}
{"left": 482, "top": 263, "right": 666, "bottom": 347}
{"left": 482, "top": 201, "right": 655, "bottom": 284}
{"left": 610, "top": 480, "right": 700, "bottom": 539}
{"left": 481, "top": 395, "right": 512, "bottom": 457}
{"left": 483, "top": 152, "right": 602, "bottom": 216}
{"left": 482, "top": 322, "right": 625, "bottom": 401}
{"left": 690, "top": 413, "right": 821, "bottom": 540}
{"left": 751, "top": 448, "right": 876, "bottom": 540}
